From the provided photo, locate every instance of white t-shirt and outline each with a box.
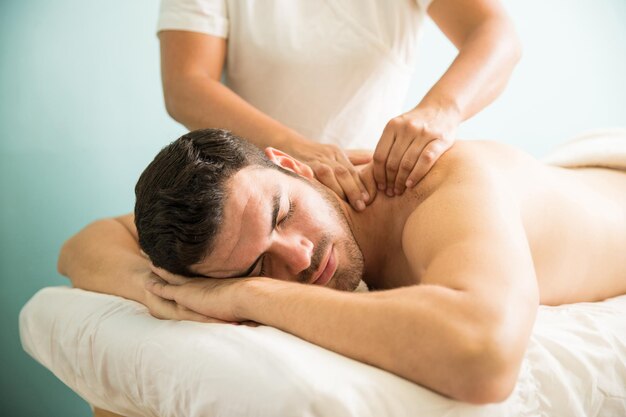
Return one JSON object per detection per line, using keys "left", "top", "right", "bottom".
{"left": 158, "top": 0, "right": 433, "bottom": 149}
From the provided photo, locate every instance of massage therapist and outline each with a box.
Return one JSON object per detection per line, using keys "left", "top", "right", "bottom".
{"left": 157, "top": 0, "right": 521, "bottom": 210}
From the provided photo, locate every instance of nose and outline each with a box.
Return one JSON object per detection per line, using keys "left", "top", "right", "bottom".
{"left": 272, "top": 234, "right": 313, "bottom": 277}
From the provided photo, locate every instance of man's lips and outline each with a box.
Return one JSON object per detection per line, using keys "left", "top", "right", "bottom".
{"left": 311, "top": 245, "right": 336, "bottom": 286}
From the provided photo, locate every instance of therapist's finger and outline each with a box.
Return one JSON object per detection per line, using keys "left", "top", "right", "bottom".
{"left": 372, "top": 124, "right": 395, "bottom": 191}
{"left": 310, "top": 161, "right": 345, "bottom": 199}
{"left": 393, "top": 139, "right": 427, "bottom": 195}
{"left": 334, "top": 152, "right": 370, "bottom": 203}
{"left": 384, "top": 134, "right": 416, "bottom": 197}
{"left": 346, "top": 149, "right": 373, "bottom": 166}
{"left": 333, "top": 164, "right": 367, "bottom": 211}
{"left": 405, "top": 139, "right": 450, "bottom": 188}
{"left": 358, "top": 164, "right": 378, "bottom": 204}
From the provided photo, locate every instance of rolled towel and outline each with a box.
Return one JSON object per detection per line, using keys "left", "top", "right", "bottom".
{"left": 543, "top": 128, "right": 626, "bottom": 170}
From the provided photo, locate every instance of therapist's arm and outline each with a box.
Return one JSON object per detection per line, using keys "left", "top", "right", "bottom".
{"left": 374, "top": 0, "right": 522, "bottom": 195}
{"left": 159, "top": 31, "right": 372, "bottom": 211}
{"left": 57, "top": 214, "right": 218, "bottom": 322}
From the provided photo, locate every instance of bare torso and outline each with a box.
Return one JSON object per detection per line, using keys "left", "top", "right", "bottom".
{"left": 364, "top": 141, "right": 626, "bottom": 305}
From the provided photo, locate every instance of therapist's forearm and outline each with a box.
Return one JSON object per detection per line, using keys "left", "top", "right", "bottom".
{"left": 417, "top": 19, "right": 521, "bottom": 121}
{"left": 237, "top": 279, "right": 515, "bottom": 403}
{"left": 164, "top": 75, "right": 307, "bottom": 153}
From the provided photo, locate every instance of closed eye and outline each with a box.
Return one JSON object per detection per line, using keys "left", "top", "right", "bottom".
{"left": 254, "top": 198, "right": 295, "bottom": 277}
{"left": 278, "top": 198, "right": 295, "bottom": 226}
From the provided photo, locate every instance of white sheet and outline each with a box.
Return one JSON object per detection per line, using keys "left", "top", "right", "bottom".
{"left": 20, "top": 286, "right": 626, "bottom": 417}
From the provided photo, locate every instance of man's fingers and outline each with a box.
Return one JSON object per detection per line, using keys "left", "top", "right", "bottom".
{"left": 145, "top": 282, "right": 233, "bottom": 324}
{"left": 146, "top": 279, "right": 176, "bottom": 301}
{"left": 146, "top": 291, "right": 227, "bottom": 323}
{"left": 405, "top": 139, "right": 450, "bottom": 188}
{"left": 174, "top": 304, "right": 226, "bottom": 323}
{"left": 149, "top": 263, "right": 190, "bottom": 285}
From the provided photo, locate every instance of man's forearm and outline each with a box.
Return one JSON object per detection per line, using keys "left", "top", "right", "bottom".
{"left": 58, "top": 216, "right": 148, "bottom": 304}
{"left": 237, "top": 279, "right": 518, "bottom": 403}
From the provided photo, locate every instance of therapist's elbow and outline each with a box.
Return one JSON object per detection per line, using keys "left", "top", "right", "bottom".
{"left": 162, "top": 80, "right": 203, "bottom": 131}
{"left": 162, "top": 87, "right": 184, "bottom": 124}
{"left": 509, "top": 30, "right": 523, "bottom": 65}
{"left": 501, "top": 18, "right": 523, "bottom": 65}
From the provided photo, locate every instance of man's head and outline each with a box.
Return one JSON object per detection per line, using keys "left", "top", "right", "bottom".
{"left": 135, "top": 129, "right": 363, "bottom": 291}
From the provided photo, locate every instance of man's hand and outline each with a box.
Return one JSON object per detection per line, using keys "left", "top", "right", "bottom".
{"left": 373, "top": 106, "right": 459, "bottom": 196}
{"left": 135, "top": 263, "right": 230, "bottom": 323}
{"left": 146, "top": 265, "right": 250, "bottom": 323}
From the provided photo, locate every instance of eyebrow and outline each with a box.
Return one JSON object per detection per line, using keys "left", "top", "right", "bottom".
{"left": 231, "top": 188, "right": 281, "bottom": 278}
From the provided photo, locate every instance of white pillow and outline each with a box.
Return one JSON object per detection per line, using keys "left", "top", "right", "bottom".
{"left": 20, "top": 287, "right": 626, "bottom": 417}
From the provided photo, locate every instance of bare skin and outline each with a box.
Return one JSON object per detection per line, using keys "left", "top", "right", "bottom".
{"left": 362, "top": 141, "right": 626, "bottom": 304}
{"left": 59, "top": 140, "right": 626, "bottom": 404}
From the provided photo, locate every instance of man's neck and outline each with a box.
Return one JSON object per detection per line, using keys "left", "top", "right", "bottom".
{"left": 341, "top": 193, "right": 413, "bottom": 287}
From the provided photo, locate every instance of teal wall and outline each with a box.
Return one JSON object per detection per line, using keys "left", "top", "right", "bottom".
{"left": 0, "top": 1, "right": 184, "bottom": 415}
{"left": 0, "top": 0, "right": 624, "bottom": 416}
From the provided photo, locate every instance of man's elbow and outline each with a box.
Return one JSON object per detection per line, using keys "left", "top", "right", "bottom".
{"left": 456, "top": 366, "right": 518, "bottom": 404}
{"left": 454, "top": 336, "right": 521, "bottom": 404}
{"left": 57, "top": 235, "right": 74, "bottom": 279}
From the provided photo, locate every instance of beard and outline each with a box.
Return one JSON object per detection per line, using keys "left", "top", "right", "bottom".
{"left": 298, "top": 181, "right": 364, "bottom": 292}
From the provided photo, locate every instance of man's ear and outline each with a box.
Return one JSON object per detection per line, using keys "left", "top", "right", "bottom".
{"left": 264, "top": 147, "right": 315, "bottom": 179}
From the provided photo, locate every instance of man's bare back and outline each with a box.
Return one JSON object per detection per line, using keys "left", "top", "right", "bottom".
{"left": 361, "top": 140, "right": 626, "bottom": 305}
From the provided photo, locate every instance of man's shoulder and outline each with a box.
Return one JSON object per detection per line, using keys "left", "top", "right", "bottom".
{"left": 401, "top": 141, "right": 533, "bottom": 274}
{"left": 439, "top": 140, "right": 529, "bottom": 172}
{"left": 412, "top": 141, "right": 498, "bottom": 196}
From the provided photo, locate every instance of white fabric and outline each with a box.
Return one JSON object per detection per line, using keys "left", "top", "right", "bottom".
{"left": 20, "top": 286, "right": 626, "bottom": 416}
{"left": 157, "top": 0, "right": 433, "bottom": 149}
{"left": 543, "top": 128, "right": 626, "bottom": 170}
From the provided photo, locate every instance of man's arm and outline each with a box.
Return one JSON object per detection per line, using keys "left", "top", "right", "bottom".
{"left": 149, "top": 158, "right": 540, "bottom": 403}
{"left": 58, "top": 214, "right": 147, "bottom": 302}
{"left": 58, "top": 214, "right": 215, "bottom": 322}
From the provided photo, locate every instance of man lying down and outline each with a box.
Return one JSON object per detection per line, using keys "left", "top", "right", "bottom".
{"left": 58, "top": 128, "right": 626, "bottom": 405}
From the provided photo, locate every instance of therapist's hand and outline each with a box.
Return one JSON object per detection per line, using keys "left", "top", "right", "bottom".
{"left": 373, "top": 106, "right": 460, "bottom": 196}
{"left": 289, "top": 139, "right": 372, "bottom": 211}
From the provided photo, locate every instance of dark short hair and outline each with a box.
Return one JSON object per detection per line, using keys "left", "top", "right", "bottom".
{"left": 134, "top": 128, "right": 279, "bottom": 276}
